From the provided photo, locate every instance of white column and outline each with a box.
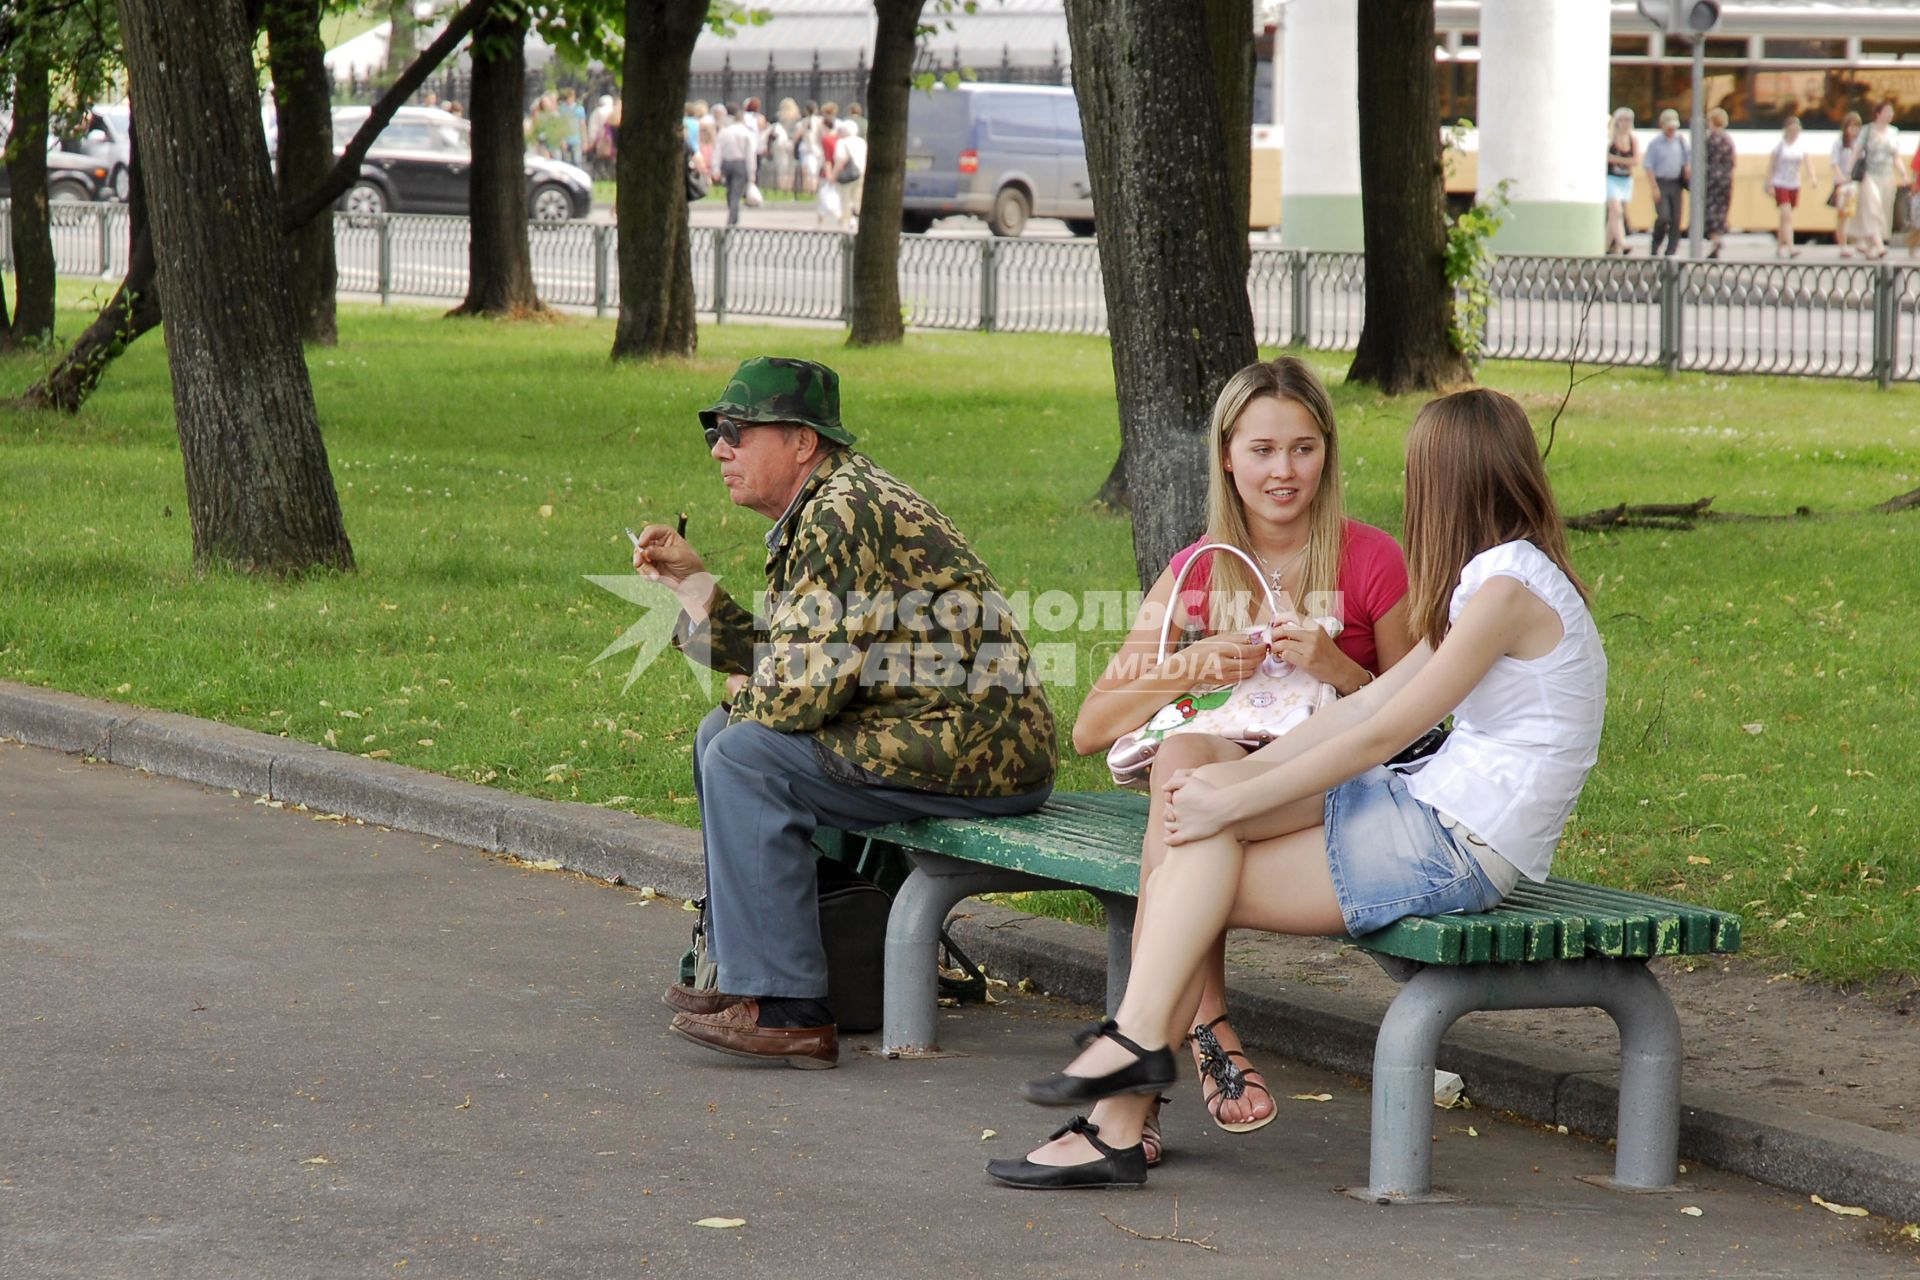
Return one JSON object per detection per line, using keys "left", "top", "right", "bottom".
{"left": 1476, "top": 0, "right": 1610, "bottom": 255}
{"left": 1279, "top": 0, "right": 1361, "bottom": 251}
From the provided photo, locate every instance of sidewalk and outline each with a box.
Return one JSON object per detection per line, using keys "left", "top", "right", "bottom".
{"left": 6, "top": 738, "right": 1916, "bottom": 1279}
{"left": 3, "top": 680, "right": 1918, "bottom": 1234}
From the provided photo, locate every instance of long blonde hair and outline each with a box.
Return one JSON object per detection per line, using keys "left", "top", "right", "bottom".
{"left": 1402, "top": 388, "right": 1587, "bottom": 649}
{"left": 1198, "top": 357, "right": 1346, "bottom": 631}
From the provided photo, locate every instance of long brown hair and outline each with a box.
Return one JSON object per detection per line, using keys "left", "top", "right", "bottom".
{"left": 1402, "top": 388, "right": 1588, "bottom": 649}
{"left": 1841, "top": 110, "right": 1862, "bottom": 145}
{"left": 1201, "top": 357, "right": 1346, "bottom": 630}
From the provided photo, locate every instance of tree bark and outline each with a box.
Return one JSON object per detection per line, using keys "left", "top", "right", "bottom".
{"left": 265, "top": 0, "right": 338, "bottom": 344}
{"left": 115, "top": 0, "right": 354, "bottom": 575}
{"left": 1345, "top": 0, "right": 1469, "bottom": 394}
{"left": 5, "top": 42, "right": 58, "bottom": 346}
{"left": 451, "top": 5, "right": 548, "bottom": 317}
{"left": 611, "top": 0, "right": 705, "bottom": 359}
{"left": 1064, "top": 0, "right": 1259, "bottom": 588}
{"left": 846, "top": 0, "right": 925, "bottom": 346}
{"left": 1203, "top": 0, "right": 1253, "bottom": 284}
{"left": 385, "top": 0, "right": 419, "bottom": 77}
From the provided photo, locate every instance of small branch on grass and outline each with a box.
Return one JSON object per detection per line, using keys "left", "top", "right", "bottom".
{"left": 1543, "top": 289, "right": 1609, "bottom": 462}
{"left": 1101, "top": 1196, "right": 1219, "bottom": 1252}
{"left": 1874, "top": 485, "right": 1920, "bottom": 514}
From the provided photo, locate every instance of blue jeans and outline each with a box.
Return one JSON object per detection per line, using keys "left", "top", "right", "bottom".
{"left": 692, "top": 707, "right": 1050, "bottom": 1001}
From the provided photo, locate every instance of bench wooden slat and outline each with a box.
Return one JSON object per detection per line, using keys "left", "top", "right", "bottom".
{"left": 870, "top": 792, "right": 1740, "bottom": 965}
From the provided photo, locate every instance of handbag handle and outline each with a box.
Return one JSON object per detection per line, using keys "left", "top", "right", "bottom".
{"left": 1155, "top": 542, "right": 1287, "bottom": 664}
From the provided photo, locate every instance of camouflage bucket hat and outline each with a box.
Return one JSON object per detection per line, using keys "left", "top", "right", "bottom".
{"left": 699, "top": 357, "right": 856, "bottom": 447}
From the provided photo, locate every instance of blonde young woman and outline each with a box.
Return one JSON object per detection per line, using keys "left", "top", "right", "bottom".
{"left": 1605, "top": 108, "right": 1640, "bottom": 255}
{"left": 994, "top": 388, "right": 1606, "bottom": 1191}
{"left": 1071, "top": 357, "right": 1414, "bottom": 1154}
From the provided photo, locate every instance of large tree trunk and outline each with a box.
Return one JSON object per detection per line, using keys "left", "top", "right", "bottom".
{"left": 846, "top": 0, "right": 925, "bottom": 347}
{"left": 611, "top": 0, "right": 704, "bottom": 359}
{"left": 1091, "top": 0, "right": 1252, "bottom": 509}
{"left": 116, "top": 0, "right": 354, "bottom": 575}
{"left": 1204, "top": 0, "right": 1254, "bottom": 285}
{"left": 451, "top": 6, "right": 548, "bottom": 318}
{"left": 1065, "top": 0, "right": 1259, "bottom": 588}
{"left": 5, "top": 43, "right": 58, "bottom": 347}
{"left": 385, "top": 0, "right": 419, "bottom": 76}
{"left": 1345, "top": 0, "right": 1468, "bottom": 394}
{"left": 266, "top": 0, "right": 339, "bottom": 344}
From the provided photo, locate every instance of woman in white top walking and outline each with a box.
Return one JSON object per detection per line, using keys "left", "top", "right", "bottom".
{"left": 1856, "top": 102, "right": 1900, "bottom": 259}
{"left": 989, "top": 388, "right": 1607, "bottom": 1190}
{"left": 1764, "top": 117, "right": 1813, "bottom": 258}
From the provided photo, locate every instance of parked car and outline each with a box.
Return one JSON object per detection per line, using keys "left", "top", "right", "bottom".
{"left": 900, "top": 84, "right": 1094, "bottom": 238}
{"left": 75, "top": 103, "right": 133, "bottom": 201}
{"left": 0, "top": 145, "right": 114, "bottom": 203}
{"left": 329, "top": 105, "right": 592, "bottom": 221}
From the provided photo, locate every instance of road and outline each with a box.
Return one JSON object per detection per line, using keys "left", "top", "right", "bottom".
{"left": 3, "top": 738, "right": 1917, "bottom": 1278}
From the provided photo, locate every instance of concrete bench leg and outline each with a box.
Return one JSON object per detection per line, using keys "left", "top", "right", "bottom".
{"left": 1356, "top": 959, "right": 1682, "bottom": 1203}
{"left": 882, "top": 852, "right": 1045, "bottom": 1055}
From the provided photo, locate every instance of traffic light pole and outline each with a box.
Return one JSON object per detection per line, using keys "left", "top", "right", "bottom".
{"left": 1688, "top": 35, "right": 1707, "bottom": 258}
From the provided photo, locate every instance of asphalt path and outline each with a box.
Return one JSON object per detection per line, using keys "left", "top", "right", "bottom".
{"left": 3, "top": 740, "right": 1913, "bottom": 1279}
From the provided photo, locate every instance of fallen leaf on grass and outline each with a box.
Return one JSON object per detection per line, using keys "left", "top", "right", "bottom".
{"left": 1741, "top": 723, "right": 1765, "bottom": 735}
{"left": 1290, "top": 1092, "right": 1333, "bottom": 1103}
{"left": 1811, "top": 1194, "right": 1869, "bottom": 1217}
{"left": 1686, "top": 855, "right": 1712, "bottom": 866}
{"left": 1680, "top": 1205, "right": 1703, "bottom": 1217}
{"left": 694, "top": 1217, "right": 745, "bottom": 1230}
{"left": 299, "top": 1156, "right": 331, "bottom": 1166}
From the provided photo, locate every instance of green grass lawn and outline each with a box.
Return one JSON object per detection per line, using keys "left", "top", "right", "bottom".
{"left": 2, "top": 295, "right": 1916, "bottom": 985}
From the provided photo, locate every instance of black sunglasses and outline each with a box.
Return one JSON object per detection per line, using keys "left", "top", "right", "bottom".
{"left": 703, "top": 415, "right": 745, "bottom": 450}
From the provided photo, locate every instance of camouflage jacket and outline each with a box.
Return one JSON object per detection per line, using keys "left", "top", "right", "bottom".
{"left": 676, "top": 448, "right": 1056, "bottom": 797}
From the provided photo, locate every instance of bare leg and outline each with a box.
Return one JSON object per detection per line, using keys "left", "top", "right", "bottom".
{"left": 1605, "top": 199, "right": 1625, "bottom": 253}
{"left": 1019, "top": 823, "right": 1344, "bottom": 1166}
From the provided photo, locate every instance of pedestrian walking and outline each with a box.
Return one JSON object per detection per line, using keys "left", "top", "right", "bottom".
{"left": 1764, "top": 117, "right": 1812, "bottom": 258}
{"left": 828, "top": 119, "right": 867, "bottom": 230}
{"left": 1643, "top": 108, "right": 1690, "bottom": 257}
{"left": 1831, "top": 112, "right": 1862, "bottom": 257}
{"left": 798, "top": 101, "right": 823, "bottom": 196}
{"left": 1605, "top": 107, "right": 1639, "bottom": 255}
{"left": 715, "top": 104, "right": 758, "bottom": 227}
{"left": 1855, "top": 102, "right": 1899, "bottom": 259}
{"left": 1704, "top": 107, "right": 1735, "bottom": 259}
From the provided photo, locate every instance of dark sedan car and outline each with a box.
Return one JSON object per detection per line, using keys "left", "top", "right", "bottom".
{"left": 0, "top": 146, "right": 114, "bottom": 203}
{"left": 331, "top": 105, "right": 592, "bottom": 221}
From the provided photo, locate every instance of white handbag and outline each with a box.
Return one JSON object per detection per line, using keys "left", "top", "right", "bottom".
{"left": 1105, "top": 543, "right": 1341, "bottom": 790}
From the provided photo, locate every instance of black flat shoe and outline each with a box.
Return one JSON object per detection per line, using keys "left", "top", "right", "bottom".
{"left": 1022, "top": 1019, "right": 1177, "bottom": 1107}
{"left": 986, "top": 1116, "right": 1148, "bottom": 1190}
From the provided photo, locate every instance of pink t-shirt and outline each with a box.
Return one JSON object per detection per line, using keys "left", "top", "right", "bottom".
{"left": 1166, "top": 520, "right": 1408, "bottom": 674}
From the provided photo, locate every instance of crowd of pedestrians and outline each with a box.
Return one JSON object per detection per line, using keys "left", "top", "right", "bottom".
{"left": 1611, "top": 99, "right": 1917, "bottom": 259}
{"left": 683, "top": 97, "right": 869, "bottom": 229}
{"left": 526, "top": 88, "right": 620, "bottom": 178}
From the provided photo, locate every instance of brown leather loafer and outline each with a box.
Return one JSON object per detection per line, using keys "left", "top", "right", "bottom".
{"left": 661, "top": 982, "right": 745, "bottom": 1017}
{"left": 670, "top": 999, "right": 838, "bottom": 1070}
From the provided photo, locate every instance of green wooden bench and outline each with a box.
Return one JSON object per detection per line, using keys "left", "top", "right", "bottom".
{"left": 864, "top": 789, "right": 1741, "bottom": 1203}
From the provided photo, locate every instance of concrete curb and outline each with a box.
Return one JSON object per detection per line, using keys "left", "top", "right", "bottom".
{"left": 4, "top": 678, "right": 1916, "bottom": 1222}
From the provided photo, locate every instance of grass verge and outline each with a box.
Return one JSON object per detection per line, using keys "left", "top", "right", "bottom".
{"left": 2, "top": 295, "right": 1916, "bottom": 984}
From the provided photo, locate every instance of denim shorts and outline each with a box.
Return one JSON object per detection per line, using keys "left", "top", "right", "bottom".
{"left": 1321, "top": 766, "right": 1505, "bottom": 937}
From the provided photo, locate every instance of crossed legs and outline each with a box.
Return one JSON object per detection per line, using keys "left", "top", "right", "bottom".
{"left": 1020, "top": 781, "right": 1341, "bottom": 1168}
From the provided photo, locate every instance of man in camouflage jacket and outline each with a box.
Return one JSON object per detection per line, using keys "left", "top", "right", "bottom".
{"left": 633, "top": 357, "right": 1056, "bottom": 1068}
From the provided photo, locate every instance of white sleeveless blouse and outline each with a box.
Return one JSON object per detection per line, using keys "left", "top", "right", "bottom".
{"left": 1404, "top": 541, "right": 1607, "bottom": 882}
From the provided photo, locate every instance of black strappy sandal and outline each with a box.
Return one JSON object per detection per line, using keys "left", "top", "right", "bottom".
{"left": 1022, "top": 1019, "right": 1177, "bottom": 1107}
{"left": 985, "top": 1115, "right": 1149, "bottom": 1190}
{"left": 1192, "top": 1016, "right": 1276, "bottom": 1135}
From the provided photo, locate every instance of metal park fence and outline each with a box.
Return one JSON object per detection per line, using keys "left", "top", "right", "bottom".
{"left": 7, "top": 201, "right": 1918, "bottom": 387}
